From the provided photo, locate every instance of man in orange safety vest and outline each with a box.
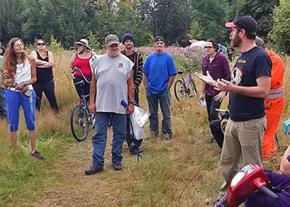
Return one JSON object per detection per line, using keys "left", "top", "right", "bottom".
{"left": 256, "top": 37, "right": 285, "bottom": 159}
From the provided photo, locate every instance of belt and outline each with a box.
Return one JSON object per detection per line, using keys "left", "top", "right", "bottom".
{"left": 266, "top": 87, "right": 284, "bottom": 100}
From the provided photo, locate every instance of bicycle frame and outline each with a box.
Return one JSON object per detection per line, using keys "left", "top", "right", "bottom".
{"left": 72, "top": 67, "right": 95, "bottom": 127}
{"left": 174, "top": 67, "right": 199, "bottom": 102}
{"left": 182, "top": 74, "right": 194, "bottom": 91}
{"left": 73, "top": 80, "right": 95, "bottom": 125}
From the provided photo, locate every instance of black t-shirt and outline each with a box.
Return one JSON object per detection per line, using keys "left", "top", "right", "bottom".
{"left": 229, "top": 46, "right": 272, "bottom": 121}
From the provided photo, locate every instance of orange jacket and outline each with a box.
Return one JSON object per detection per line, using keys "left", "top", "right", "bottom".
{"left": 267, "top": 50, "right": 284, "bottom": 92}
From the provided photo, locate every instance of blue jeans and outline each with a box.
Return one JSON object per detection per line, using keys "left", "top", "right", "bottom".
{"left": 0, "top": 87, "right": 7, "bottom": 119}
{"left": 205, "top": 95, "right": 222, "bottom": 122}
{"left": 5, "top": 89, "right": 36, "bottom": 132}
{"left": 146, "top": 88, "right": 172, "bottom": 135}
{"left": 91, "top": 112, "right": 127, "bottom": 169}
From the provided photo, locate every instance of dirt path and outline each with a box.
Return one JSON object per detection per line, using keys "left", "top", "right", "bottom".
{"left": 17, "top": 131, "right": 133, "bottom": 207}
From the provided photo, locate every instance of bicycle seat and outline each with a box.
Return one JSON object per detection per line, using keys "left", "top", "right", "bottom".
{"left": 177, "top": 69, "right": 184, "bottom": 74}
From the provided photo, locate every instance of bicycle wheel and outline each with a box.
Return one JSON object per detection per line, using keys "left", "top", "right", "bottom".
{"left": 190, "top": 80, "right": 198, "bottom": 97}
{"left": 70, "top": 105, "right": 89, "bottom": 142}
{"left": 174, "top": 80, "right": 186, "bottom": 102}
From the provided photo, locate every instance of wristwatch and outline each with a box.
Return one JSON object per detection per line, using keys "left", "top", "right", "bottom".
{"left": 128, "top": 100, "right": 134, "bottom": 104}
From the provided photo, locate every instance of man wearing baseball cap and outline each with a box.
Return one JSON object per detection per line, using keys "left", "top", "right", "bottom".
{"left": 85, "top": 34, "right": 135, "bottom": 175}
{"left": 143, "top": 36, "right": 177, "bottom": 140}
{"left": 216, "top": 16, "right": 272, "bottom": 191}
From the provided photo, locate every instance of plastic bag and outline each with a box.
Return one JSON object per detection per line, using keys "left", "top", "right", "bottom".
{"left": 130, "top": 106, "right": 149, "bottom": 140}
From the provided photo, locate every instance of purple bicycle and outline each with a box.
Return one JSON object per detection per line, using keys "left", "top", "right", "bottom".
{"left": 174, "top": 66, "right": 198, "bottom": 102}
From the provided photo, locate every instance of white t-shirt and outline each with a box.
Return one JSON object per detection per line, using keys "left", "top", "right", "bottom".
{"left": 93, "top": 53, "right": 133, "bottom": 114}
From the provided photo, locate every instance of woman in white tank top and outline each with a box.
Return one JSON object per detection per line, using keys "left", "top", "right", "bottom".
{"left": 2, "top": 37, "right": 44, "bottom": 160}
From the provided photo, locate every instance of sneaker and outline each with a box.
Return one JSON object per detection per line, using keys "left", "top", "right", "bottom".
{"left": 85, "top": 166, "right": 103, "bottom": 176}
{"left": 112, "top": 163, "right": 122, "bottom": 171}
{"left": 163, "top": 133, "right": 172, "bottom": 140}
{"left": 219, "top": 181, "right": 228, "bottom": 194}
{"left": 31, "top": 151, "right": 45, "bottom": 160}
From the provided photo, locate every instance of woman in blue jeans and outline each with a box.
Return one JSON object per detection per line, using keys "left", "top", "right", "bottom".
{"left": 2, "top": 37, "right": 44, "bottom": 160}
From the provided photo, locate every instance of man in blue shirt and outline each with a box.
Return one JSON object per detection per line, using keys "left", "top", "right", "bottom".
{"left": 143, "top": 36, "right": 177, "bottom": 140}
{"left": 0, "top": 55, "right": 7, "bottom": 119}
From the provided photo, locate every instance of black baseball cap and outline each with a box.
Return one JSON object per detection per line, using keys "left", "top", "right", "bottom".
{"left": 225, "top": 16, "right": 257, "bottom": 36}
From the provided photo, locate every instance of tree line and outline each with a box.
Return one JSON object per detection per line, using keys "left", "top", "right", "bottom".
{"left": 1, "top": 0, "right": 289, "bottom": 53}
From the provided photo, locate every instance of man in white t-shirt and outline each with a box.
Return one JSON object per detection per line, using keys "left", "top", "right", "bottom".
{"left": 85, "top": 34, "right": 134, "bottom": 175}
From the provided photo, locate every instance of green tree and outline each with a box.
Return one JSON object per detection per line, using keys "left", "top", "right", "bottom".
{"left": 0, "top": 0, "right": 26, "bottom": 42}
{"left": 140, "top": 0, "right": 192, "bottom": 44}
{"left": 269, "top": 0, "right": 290, "bottom": 53}
{"left": 22, "top": 0, "right": 87, "bottom": 47}
{"left": 237, "top": 0, "right": 279, "bottom": 39}
{"left": 191, "top": 0, "right": 228, "bottom": 42}
{"left": 186, "top": 20, "right": 203, "bottom": 40}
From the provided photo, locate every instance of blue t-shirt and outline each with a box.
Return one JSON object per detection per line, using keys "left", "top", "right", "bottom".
{"left": 144, "top": 52, "right": 177, "bottom": 94}
{"left": 229, "top": 46, "right": 272, "bottom": 121}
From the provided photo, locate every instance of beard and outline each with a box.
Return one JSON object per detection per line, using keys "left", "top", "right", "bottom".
{"left": 231, "top": 34, "right": 242, "bottom": 48}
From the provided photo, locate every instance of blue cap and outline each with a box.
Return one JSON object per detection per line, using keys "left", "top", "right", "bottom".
{"left": 122, "top": 33, "right": 135, "bottom": 44}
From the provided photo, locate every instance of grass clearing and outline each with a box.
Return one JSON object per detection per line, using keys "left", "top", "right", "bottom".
{"left": 0, "top": 50, "right": 289, "bottom": 206}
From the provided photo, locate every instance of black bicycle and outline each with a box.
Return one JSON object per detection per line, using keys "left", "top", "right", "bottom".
{"left": 70, "top": 67, "right": 95, "bottom": 142}
{"left": 174, "top": 66, "right": 198, "bottom": 102}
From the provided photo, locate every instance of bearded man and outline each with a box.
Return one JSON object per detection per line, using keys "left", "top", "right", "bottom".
{"left": 217, "top": 16, "right": 272, "bottom": 191}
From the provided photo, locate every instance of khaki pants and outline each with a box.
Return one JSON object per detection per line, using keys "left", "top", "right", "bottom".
{"left": 220, "top": 116, "right": 266, "bottom": 185}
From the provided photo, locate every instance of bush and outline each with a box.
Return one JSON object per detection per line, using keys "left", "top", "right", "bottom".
{"left": 268, "top": 0, "right": 290, "bottom": 54}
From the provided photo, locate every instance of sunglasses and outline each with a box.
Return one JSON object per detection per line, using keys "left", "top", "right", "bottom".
{"left": 37, "top": 42, "right": 46, "bottom": 46}
{"left": 204, "top": 46, "right": 213, "bottom": 49}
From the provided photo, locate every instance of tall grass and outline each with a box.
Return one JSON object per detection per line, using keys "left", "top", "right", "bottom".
{"left": 0, "top": 49, "right": 289, "bottom": 206}
{"left": 0, "top": 49, "right": 76, "bottom": 205}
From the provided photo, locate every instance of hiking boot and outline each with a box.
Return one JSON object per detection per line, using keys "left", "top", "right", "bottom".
{"left": 85, "top": 166, "right": 103, "bottom": 175}
{"left": 112, "top": 163, "right": 122, "bottom": 171}
{"left": 31, "top": 151, "right": 45, "bottom": 160}
{"left": 163, "top": 133, "right": 172, "bottom": 140}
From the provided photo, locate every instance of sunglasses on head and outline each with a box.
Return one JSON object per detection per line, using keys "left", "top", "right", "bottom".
{"left": 204, "top": 46, "right": 213, "bottom": 49}
{"left": 37, "top": 42, "right": 46, "bottom": 46}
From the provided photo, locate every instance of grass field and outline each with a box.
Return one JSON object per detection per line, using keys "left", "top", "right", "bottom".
{"left": 0, "top": 49, "right": 289, "bottom": 206}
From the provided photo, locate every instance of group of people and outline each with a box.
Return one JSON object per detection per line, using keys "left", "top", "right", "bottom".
{"left": 197, "top": 15, "right": 289, "bottom": 206}
{"left": 0, "top": 14, "right": 290, "bottom": 206}
{"left": 73, "top": 34, "right": 177, "bottom": 175}
{"left": 0, "top": 38, "right": 59, "bottom": 160}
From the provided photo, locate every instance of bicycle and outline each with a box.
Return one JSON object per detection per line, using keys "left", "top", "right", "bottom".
{"left": 70, "top": 67, "right": 96, "bottom": 142}
{"left": 174, "top": 66, "right": 198, "bottom": 102}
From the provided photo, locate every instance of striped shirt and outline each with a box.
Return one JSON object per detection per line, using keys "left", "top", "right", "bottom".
{"left": 121, "top": 50, "right": 143, "bottom": 87}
